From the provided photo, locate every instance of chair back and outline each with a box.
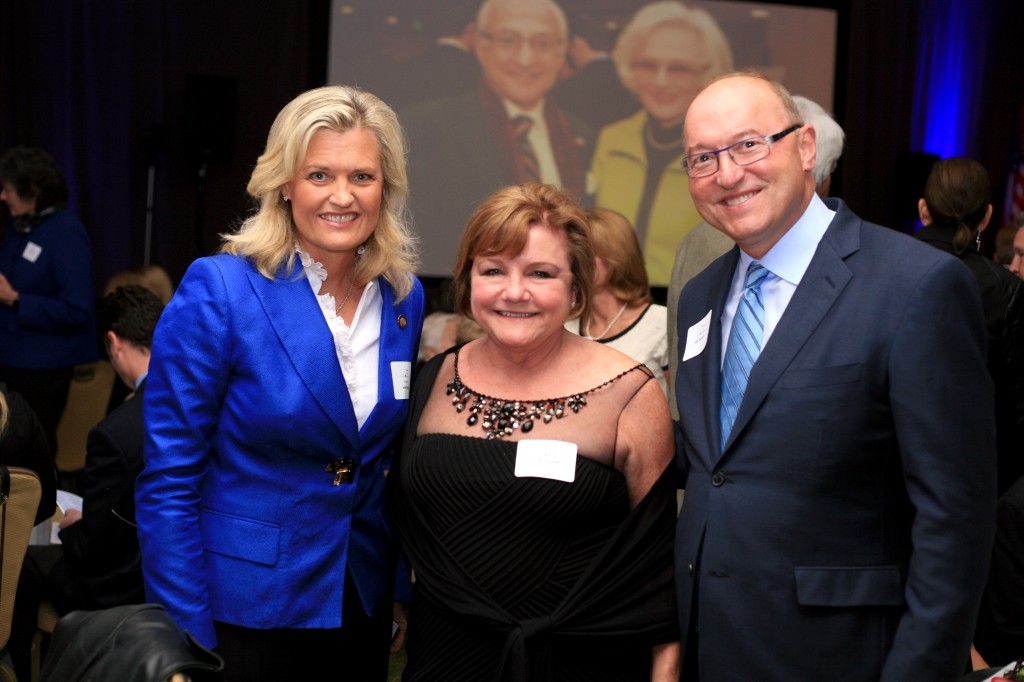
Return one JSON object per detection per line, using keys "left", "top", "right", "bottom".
{"left": 0, "top": 466, "right": 42, "bottom": 648}
{"left": 55, "top": 361, "right": 116, "bottom": 474}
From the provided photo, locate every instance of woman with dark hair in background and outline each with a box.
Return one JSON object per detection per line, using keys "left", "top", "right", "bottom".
{"left": 0, "top": 146, "right": 97, "bottom": 456}
{"left": 916, "top": 156, "right": 1024, "bottom": 495}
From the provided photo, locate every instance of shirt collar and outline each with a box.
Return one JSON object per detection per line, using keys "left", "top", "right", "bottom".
{"left": 752, "top": 193, "right": 835, "bottom": 286}
{"left": 502, "top": 99, "right": 545, "bottom": 121}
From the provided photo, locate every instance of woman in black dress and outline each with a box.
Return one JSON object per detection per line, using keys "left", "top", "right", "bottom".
{"left": 392, "top": 183, "right": 679, "bottom": 681}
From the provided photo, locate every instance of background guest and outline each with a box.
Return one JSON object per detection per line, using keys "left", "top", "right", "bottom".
{"left": 0, "top": 385, "right": 57, "bottom": 525}
{"left": 392, "top": 183, "right": 678, "bottom": 680}
{"left": 1010, "top": 212, "right": 1024, "bottom": 280}
{"left": 9, "top": 284, "right": 164, "bottom": 682}
{"left": 138, "top": 264, "right": 175, "bottom": 304}
{"left": 417, "top": 311, "right": 458, "bottom": 367}
{"left": 565, "top": 208, "right": 669, "bottom": 395}
{"left": 973, "top": 473, "right": 1024, "bottom": 669}
{"left": 589, "top": 1, "right": 732, "bottom": 285}
{"left": 0, "top": 146, "right": 98, "bottom": 457}
{"left": 916, "top": 157, "right": 1024, "bottom": 495}
{"left": 136, "top": 85, "right": 424, "bottom": 681}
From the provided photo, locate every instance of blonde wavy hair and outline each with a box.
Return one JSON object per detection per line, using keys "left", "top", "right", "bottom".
{"left": 221, "top": 85, "right": 418, "bottom": 300}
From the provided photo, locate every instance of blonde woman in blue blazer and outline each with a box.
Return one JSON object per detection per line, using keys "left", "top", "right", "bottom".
{"left": 136, "top": 86, "right": 423, "bottom": 681}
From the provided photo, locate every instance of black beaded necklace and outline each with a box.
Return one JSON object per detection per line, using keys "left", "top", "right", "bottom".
{"left": 446, "top": 348, "right": 641, "bottom": 440}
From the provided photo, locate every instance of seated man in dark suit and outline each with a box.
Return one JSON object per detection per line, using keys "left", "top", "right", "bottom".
{"left": 9, "top": 284, "right": 164, "bottom": 682}
{"left": 401, "top": 0, "right": 593, "bottom": 272}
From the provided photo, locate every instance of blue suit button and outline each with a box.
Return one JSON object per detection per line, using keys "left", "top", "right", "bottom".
{"left": 711, "top": 471, "right": 726, "bottom": 486}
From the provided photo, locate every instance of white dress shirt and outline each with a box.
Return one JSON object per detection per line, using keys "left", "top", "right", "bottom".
{"left": 299, "top": 248, "right": 382, "bottom": 429}
{"left": 719, "top": 193, "right": 836, "bottom": 364}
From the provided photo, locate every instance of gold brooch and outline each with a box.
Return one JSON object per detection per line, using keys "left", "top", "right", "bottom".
{"left": 326, "top": 457, "right": 357, "bottom": 485}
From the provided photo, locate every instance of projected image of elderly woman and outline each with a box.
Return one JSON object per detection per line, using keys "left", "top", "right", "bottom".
{"left": 589, "top": 1, "right": 732, "bottom": 285}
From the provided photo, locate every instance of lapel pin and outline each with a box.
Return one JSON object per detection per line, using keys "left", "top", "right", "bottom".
{"left": 398, "top": 314, "right": 407, "bottom": 329}
{"left": 326, "top": 458, "right": 357, "bottom": 485}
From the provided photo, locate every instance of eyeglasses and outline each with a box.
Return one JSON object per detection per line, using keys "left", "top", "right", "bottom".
{"left": 631, "top": 60, "right": 710, "bottom": 83}
{"left": 681, "top": 124, "right": 803, "bottom": 178}
{"left": 478, "top": 31, "right": 565, "bottom": 58}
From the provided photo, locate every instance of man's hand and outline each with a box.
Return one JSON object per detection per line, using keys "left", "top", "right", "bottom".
{"left": 58, "top": 508, "right": 82, "bottom": 529}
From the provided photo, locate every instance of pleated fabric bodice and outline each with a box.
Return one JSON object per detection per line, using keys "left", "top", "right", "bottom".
{"left": 392, "top": 348, "right": 678, "bottom": 681}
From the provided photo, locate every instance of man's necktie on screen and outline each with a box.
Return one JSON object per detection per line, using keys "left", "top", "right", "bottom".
{"left": 720, "top": 261, "right": 769, "bottom": 450}
{"left": 511, "top": 115, "right": 541, "bottom": 183}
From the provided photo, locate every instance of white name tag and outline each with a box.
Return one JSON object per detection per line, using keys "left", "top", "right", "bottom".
{"left": 22, "top": 241, "right": 42, "bottom": 263}
{"left": 514, "top": 440, "right": 577, "bottom": 483}
{"left": 390, "top": 361, "right": 411, "bottom": 400}
{"left": 682, "top": 309, "right": 713, "bottom": 361}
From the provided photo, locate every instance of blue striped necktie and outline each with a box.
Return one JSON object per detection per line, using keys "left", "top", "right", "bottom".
{"left": 720, "top": 261, "right": 769, "bottom": 450}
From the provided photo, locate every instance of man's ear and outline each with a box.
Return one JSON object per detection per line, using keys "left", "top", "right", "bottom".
{"left": 799, "top": 124, "right": 817, "bottom": 173}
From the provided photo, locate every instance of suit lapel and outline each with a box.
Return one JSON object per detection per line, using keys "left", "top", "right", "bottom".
{"left": 247, "top": 263, "right": 360, "bottom": 451}
{"left": 721, "top": 209, "right": 858, "bottom": 455}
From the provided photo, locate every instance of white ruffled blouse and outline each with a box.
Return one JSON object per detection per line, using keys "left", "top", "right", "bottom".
{"left": 298, "top": 247, "right": 381, "bottom": 430}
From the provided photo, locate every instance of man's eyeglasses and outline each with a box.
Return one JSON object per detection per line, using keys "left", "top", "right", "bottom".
{"left": 478, "top": 31, "right": 565, "bottom": 57}
{"left": 681, "top": 124, "right": 803, "bottom": 178}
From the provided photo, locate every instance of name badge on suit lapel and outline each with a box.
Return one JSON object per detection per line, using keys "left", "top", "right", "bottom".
{"left": 391, "top": 361, "right": 411, "bottom": 400}
{"left": 683, "top": 310, "right": 713, "bottom": 361}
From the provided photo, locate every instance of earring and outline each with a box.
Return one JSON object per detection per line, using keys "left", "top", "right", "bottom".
{"left": 356, "top": 244, "right": 367, "bottom": 261}
{"left": 570, "top": 299, "right": 577, "bottom": 308}
{"left": 282, "top": 195, "right": 291, "bottom": 203}
{"left": 975, "top": 232, "right": 982, "bottom": 250}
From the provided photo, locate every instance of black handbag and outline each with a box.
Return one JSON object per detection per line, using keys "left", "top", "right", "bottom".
{"left": 39, "top": 603, "right": 224, "bottom": 682}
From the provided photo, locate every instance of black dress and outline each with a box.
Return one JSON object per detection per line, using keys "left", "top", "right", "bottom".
{"left": 392, "top": 349, "right": 678, "bottom": 681}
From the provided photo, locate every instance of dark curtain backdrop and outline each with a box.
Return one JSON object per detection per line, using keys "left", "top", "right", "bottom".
{"left": 1, "top": 0, "right": 1021, "bottom": 293}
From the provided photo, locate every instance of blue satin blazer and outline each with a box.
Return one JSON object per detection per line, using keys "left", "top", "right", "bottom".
{"left": 136, "top": 254, "right": 423, "bottom": 648}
